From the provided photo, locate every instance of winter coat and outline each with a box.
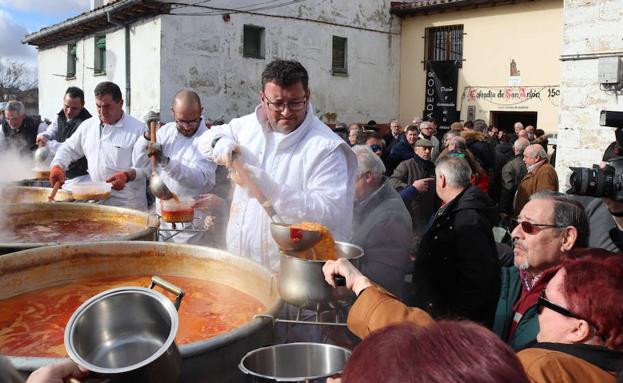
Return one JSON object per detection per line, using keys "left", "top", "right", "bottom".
{"left": 385, "top": 139, "right": 414, "bottom": 176}
{"left": 382, "top": 132, "right": 404, "bottom": 161}
{"left": 518, "top": 343, "right": 622, "bottom": 383}
{"left": 387, "top": 155, "right": 437, "bottom": 244}
{"left": 492, "top": 266, "right": 540, "bottom": 350}
{"left": 514, "top": 161, "right": 559, "bottom": 216}
{"left": 462, "top": 130, "right": 495, "bottom": 170}
{"left": 350, "top": 181, "right": 412, "bottom": 298}
{"left": 197, "top": 103, "right": 357, "bottom": 270}
{"left": 495, "top": 142, "right": 514, "bottom": 169}
{"left": 571, "top": 195, "right": 619, "bottom": 252}
{"left": 412, "top": 185, "right": 501, "bottom": 328}
{"left": 500, "top": 155, "right": 527, "bottom": 215}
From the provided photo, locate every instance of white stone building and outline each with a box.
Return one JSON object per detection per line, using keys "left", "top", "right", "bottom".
{"left": 24, "top": 0, "right": 401, "bottom": 126}
{"left": 556, "top": 0, "right": 623, "bottom": 191}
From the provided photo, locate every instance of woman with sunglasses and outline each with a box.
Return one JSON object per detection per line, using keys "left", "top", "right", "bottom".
{"left": 323, "top": 250, "right": 623, "bottom": 382}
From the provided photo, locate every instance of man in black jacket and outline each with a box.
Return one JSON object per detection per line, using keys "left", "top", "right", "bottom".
{"left": 0, "top": 101, "right": 39, "bottom": 153}
{"left": 412, "top": 155, "right": 501, "bottom": 328}
{"left": 37, "top": 87, "right": 92, "bottom": 181}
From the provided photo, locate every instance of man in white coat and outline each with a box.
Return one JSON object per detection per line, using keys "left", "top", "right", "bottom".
{"left": 49, "top": 81, "right": 147, "bottom": 210}
{"left": 198, "top": 59, "right": 357, "bottom": 270}
{"left": 134, "top": 89, "right": 216, "bottom": 244}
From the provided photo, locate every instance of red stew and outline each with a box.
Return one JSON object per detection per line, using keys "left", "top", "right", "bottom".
{"left": 0, "top": 219, "right": 144, "bottom": 243}
{"left": 0, "top": 275, "right": 266, "bottom": 357}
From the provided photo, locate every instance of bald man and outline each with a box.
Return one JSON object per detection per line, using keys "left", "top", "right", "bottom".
{"left": 134, "top": 89, "right": 217, "bottom": 244}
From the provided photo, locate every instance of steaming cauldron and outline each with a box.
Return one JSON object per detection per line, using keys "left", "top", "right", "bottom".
{"left": 0, "top": 186, "right": 73, "bottom": 203}
{"left": 0, "top": 242, "right": 281, "bottom": 382}
{"left": 0, "top": 203, "right": 158, "bottom": 254}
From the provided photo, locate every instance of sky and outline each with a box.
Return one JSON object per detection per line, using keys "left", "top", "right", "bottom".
{"left": 0, "top": 0, "right": 90, "bottom": 81}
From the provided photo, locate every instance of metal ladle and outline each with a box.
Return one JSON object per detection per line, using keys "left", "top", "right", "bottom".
{"left": 147, "top": 121, "right": 175, "bottom": 201}
{"left": 34, "top": 144, "right": 50, "bottom": 164}
{"left": 228, "top": 156, "right": 321, "bottom": 251}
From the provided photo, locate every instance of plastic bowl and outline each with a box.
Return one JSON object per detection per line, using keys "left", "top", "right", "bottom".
{"left": 71, "top": 182, "right": 112, "bottom": 201}
{"left": 161, "top": 197, "right": 195, "bottom": 223}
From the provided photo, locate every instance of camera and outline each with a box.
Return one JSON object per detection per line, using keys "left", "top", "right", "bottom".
{"left": 567, "top": 110, "right": 623, "bottom": 201}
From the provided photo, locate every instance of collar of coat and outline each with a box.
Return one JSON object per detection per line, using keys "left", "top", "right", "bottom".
{"left": 528, "top": 342, "right": 623, "bottom": 374}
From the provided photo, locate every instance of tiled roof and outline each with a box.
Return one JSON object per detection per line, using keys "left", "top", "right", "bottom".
{"left": 390, "top": 0, "right": 534, "bottom": 16}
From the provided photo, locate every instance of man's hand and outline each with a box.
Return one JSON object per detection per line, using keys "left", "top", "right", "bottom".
{"left": 213, "top": 138, "right": 239, "bottom": 167}
{"left": 36, "top": 135, "right": 48, "bottom": 146}
{"left": 26, "top": 360, "right": 89, "bottom": 383}
{"left": 106, "top": 172, "right": 129, "bottom": 190}
{"left": 322, "top": 258, "right": 372, "bottom": 296}
{"left": 49, "top": 165, "right": 65, "bottom": 186}
{"left": 412, "top": 177, "right": 434, "bottom": 193}
{"left": 147, "top": 143, "right": 169, "bottom": 165}
{"left": 194, "top": 194, "right": 226, "bottom": 211}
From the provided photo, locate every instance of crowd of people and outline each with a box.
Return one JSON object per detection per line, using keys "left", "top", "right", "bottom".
{"left": 1, "top": 58, "right": 622, "bottom": 382}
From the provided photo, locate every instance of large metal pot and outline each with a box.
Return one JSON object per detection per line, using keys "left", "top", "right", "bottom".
{"left": 65, "top": 277, "right": 184, "bottom": 383}
{"left": 239, "top": 343, "right": 351, "bottom": 382}
{"left": 278, "top": 242, "right": 363, "bottom": 310}
{"left": 0, "top": 203, "right": 158, "bottom": 254}
{"left": 0, "top": 242, "right": 282, "bottom": 382}
{"left": 0, "top": 186, "right": 73, "bottom": 203}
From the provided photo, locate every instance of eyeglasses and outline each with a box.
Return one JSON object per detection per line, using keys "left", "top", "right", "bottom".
{"left": 175, "top": 117, "right": 201, "bottom": 127}
{"left": 369, "top": 144, "right": 383, "bottom": 152}
{"left": 510, "top": 219, "right": 566, "bottom": 234}
{"left": 262, "top": 94, "right": 307, "bottom": 112}
{"left": 537, "top": 290, "right": 582, "bottom": 319}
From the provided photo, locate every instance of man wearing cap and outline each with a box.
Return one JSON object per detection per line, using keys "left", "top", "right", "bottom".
{"left": 388, "top": 138, "right": 438, "bottom": 259}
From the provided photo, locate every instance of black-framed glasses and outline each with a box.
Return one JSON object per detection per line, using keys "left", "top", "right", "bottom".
{"left": 369, "top": 144, "right": 383, "bottom": 152}
{"left": 262, "top": 94, "right": 307, "bottom": 112}
{"left": 537, "top": 290, "right": 582, "bottom": 319}
{"left": 510, "top": 219, "right": 566, "bottom": 234}
{"left": 175, "top": 117, "right": 201, "bottom": 127}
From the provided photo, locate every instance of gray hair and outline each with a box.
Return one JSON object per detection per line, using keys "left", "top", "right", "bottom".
{"left": 353, "top": 145, "right": 386, "bottom": 178}
{"left": 390, "top": 119, "right": 400, "bottom": 125}
{"left": 529, "top": 191, "right": 589, "bottom": 247}
{"left": 6, "top": 101, "right": 25, "bottom": 115}
{"left": 513, "top": 138, "right": 530, "bottom": 155}
{"left": 473, "top": 119, "right": 487, "bottom": 132}
{"left": 449, "top": 136, "right": 467, "bottom": 150}
{"left": 420, "top": 121, "right": 432, "bottom": 130}
{"left": 526, "top": 144, "right": 547, "bottom": 160}
{"left": 436, "top": 156, "right": 472, "bottom": 188}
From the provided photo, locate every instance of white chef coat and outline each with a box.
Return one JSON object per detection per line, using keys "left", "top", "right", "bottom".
{"left": 198, "top": 103, "right": 357, "bottom": 270}
{"left": 134, "top": 119, "right": 217, "bottom": 244}
{"left": 51, "top": 112, "right": 147, "bottom": 211}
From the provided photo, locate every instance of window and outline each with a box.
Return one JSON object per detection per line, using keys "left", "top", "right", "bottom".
{"left": 67, "top": 43, "right": 77, "bottom": 78}
{"left": 424, "top": 25, "right": 463, "bottom": 66}
{"left": 243, "top": 25, "right": 264, "bottom": 59}
{"left": 332, "top": 36, "right": 347, "bottom": 75}
{"left": 94, "top": 35, "right": 106, "bottom": 75}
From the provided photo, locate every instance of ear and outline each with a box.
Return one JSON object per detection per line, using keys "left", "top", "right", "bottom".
{"left": 439, "top": 174, "right": 446, "bottom": 188}
{"left": 568, "top": 318, "right": 594, "bottom": 344}
{"left": 170, "top": 108, "right": 175, "bottom": 120}
{"left": 561, "top": 226, "right": 578, "bottom": 252}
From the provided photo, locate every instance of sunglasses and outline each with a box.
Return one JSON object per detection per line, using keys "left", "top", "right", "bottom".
{"left": 369, "top": 144, "right": 383, "bottom": 152}
{"left": 537, "top": 290, "right": 581, "bottom": 319}
{"left": 510, "top": 219, "right": 566, "bottom": 234}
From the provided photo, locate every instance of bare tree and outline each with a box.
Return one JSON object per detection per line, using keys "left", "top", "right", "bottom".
{"left": 0, "top": 60, "right": 37, "bottom": 101}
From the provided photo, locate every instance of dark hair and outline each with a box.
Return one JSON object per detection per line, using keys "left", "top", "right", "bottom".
{"left": 603, "top": 141, "right": 621, "bottom": 161}
{"left": 561, "top": 252, "right": 623, "bottom": 350}
{"left": 342, "top": 321, "right": 529, "bottom": 383}
{"left": 65, "top": 87, "right": 85, "bottom": 103}
{"left": 261, "top": 60, "right": 308, "bottom": 91}
{"left": 405, "top": 124, "right": 419, "bottom": 133}
{"left": 365, "top": 131, "right": 382, "bottom": 141}
{"left": 94, "top": 81, "right": 122, "bottom": 102}
{"left": 463, "top": 120, "right": 474, "bottom": 129}
{"left": 530, "top": 191, "right": 589, "bottom": 247}
{"left": 535, "top": 128, "right": 545, "bottom": 138}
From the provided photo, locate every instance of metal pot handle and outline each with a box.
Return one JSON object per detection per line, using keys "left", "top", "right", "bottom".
{"left": 149, "top": 275, "right": 185, "bottom": 310}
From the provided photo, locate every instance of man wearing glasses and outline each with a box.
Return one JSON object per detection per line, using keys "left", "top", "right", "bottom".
{"left": 493, "top": 191, "right": 589, "bottom": 350}
{"left": 135, "top": 89, "right": 216, "bottom": 244}
{"left": 198, "top": 59, "right": 356, "bottom": 270}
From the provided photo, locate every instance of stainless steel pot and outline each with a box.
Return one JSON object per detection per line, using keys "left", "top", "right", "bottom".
{"left": 239, "top": 343, "right": 351, "bottom": 382}
{"left": 65, "top": 277, "right": 184, "bottom": 382}
{"left": 0, "top": 203, "right": 158, "bottom": 254}
{"left": 278, "top": 242, "right": 363, "bottom": 310}
{"left": 1, "top": 242, "right": 282, "bottom": 382}
{"left": 0, "top": 186, "right": 73, "bottom": 203}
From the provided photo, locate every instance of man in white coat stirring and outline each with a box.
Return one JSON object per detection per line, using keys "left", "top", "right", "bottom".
{"left": 135, "top": 89, "right": 216, "bottom": 244}
{"left": 49, "top": 81, "right": 147, "bottom": 210}
{"left": 199, "top": 59, "right": 357, "bottom": 270}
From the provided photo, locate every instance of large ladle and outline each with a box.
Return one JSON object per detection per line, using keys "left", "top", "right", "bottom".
{"left": 147, "top": 121, "right": 175, "bottom": 201}
{"left": 228, "top": 156, "right": 321, "bottom": 251}
{"left": 34, "top": 143, "right": 50, "bottom": 164}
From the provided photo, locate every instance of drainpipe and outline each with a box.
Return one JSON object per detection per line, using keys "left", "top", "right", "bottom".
{"left": 107, "top": 12, "right": 131, "bottom": 114}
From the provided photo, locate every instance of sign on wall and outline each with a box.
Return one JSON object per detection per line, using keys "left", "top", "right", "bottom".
{"left": 424, "top": 61, "right": 459, "bottom": 130}
{"left": 461, "top": 86, "right": 560, "bottom": 110}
